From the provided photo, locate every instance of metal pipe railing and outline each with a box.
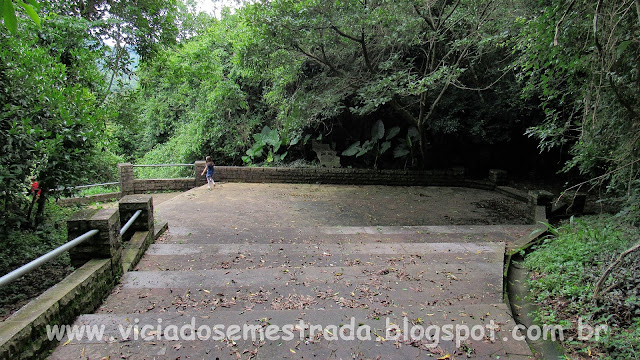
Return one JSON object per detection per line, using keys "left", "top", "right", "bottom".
{"left": 0, "top": 229, "right": 99, "bottom": 288}
{"left": 120, "top": 210, "right": 142, "bottom": 236}
{"left": 71, "top": 182, "right": 119, "bottom": 190}
{"left": 51, "top": 182, "right": 120, "bottom": 193}
{"left": 132, "top": 164, "right": 194, "bottom": 167}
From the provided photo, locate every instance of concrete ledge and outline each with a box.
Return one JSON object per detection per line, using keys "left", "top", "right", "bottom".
{"left": 0, "top": 259, "right": 114, "bottom": 360}
{"left": 154, "top": 220, "right": 169, "bottom": 239}
{"left": 210, "top": 166, "right": 469, "bottom": 186}
{"left": 495, "top": 186, "right": 529, "bottom": 202}
{"left": 122, "top": 231, "right": 153, "bottom": 273}
{"left": 534, "top": 205, "right": 548, "bottom": 223}
{"left": 132, "top": 179, "right": 194, "bottom": 194}
{"left": 122, "top": 220, "right": 168, "bottom": 273}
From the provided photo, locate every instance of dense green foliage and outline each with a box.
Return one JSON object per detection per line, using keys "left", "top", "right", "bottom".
{"left": 123, "top": 0, "right": 539, "bottom": 172}
{"left": 524, "top": 216, "right": 640, "bottom": 359}
{"left": 1, "top": 1, "right": 639, "bottom": 355}
{"left": 0, "top": 0, "right": 177, "bottom": 231}
{"left": 517, "top": 0, "right": 640, "bottom": 213}
{"left": 0, "top": 17, "right": 107, "bottom": 229}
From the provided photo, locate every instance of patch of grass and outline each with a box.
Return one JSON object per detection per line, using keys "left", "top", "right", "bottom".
{"left": 524, "top": 215, "right": 640, "bottom": 359}
{"left": 134, "top": 165, "right": 194, "bottom": 179}
{"left": 76, "top": 184, "right": 120, "bottom": 196}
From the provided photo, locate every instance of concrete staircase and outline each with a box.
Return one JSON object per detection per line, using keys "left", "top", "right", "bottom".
{"left": 50, "top": 184, "right": 536, "bottom": 359}
{"left": 50, "top": 225, "right": 533, "bottom": 359}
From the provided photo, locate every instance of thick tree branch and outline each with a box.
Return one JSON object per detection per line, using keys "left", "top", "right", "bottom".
{"left": 593, "top": 0, "right": 604, "bottom": 58}
{"left": 413, "top": 5, "right": 436, "bottom": 31}
{"left": 594, "top": 241, "right": 640, "bottom": 298}
{"left": 329, "top": 24, "right": 361, "bottom": 43}
{"left": 440, "top": 0, "right": 461, "bottom": 28}
{"left": 293, "top": 43, "right": 339, "bottom": 74}
{"left": 359, "top": 30, "right": 374, "bottom": 72}
{"left": 389, "top": 98, "right": 419, "bottom": 128}
{"left": 554, "top": 0, "right": 577, "bottom": 46}
{"left": 329, "top": 24, "right": 375, "bottom": 72}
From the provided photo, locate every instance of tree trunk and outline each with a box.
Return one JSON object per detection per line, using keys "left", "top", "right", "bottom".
{"left": 34, "top": 189, "right": 48, "bottom": 228}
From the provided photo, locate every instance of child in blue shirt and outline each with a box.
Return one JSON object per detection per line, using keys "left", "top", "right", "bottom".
{"left": 201, "top": 156, "right": 215, "bottom": 189}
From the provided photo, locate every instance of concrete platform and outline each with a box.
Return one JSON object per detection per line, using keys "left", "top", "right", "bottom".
{"left": 50, "top": 183, "right": 535, "bottom": 359}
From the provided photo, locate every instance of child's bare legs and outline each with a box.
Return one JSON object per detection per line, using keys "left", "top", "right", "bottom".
{"left": 206, "top": 177, "right": 215, "bottom": 189}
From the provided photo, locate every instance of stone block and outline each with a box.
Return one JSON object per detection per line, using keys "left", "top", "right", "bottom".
{"left": 68, "top": 208, "right": 121, "bottom": 269}
{"left": 119, "top": 195, "right": 154, "bottom": 235}
{"left": 529, "top": 190, "right": 554, "bottom": 221}
{"left": 529, "top": 190, "right": 554, "bottom": 206}
{"left": 118, "top": 163, "right": 134, "bottom": 195}
{"left": 195, "top": 161, "right": 207, "bottom": 185}
{"left": 489, "top": 169, "right": 508, "bottom": 185}
{"left": 567, "top": 192, "right": 587, "bottom": 214}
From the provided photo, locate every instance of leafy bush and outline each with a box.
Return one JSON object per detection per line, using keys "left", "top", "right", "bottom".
{"left": 75, "top": 185, "right": 120, "bottom": 197}
{"left": 524, "top": 216, "right": 640, "bottom": 359}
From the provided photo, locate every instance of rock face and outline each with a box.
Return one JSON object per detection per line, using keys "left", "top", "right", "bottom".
{"left": 312, "top": 140, "right": 341, "bottom": 168}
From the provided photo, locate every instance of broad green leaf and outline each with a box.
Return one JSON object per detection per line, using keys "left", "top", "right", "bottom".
{"left": 380, "top": 141, "right": 391, "bottom": 154}
{"left": 616, "top": 40, "right": 630, "bottom": 60}
{"left": 342, "top": 141, "right": 361, "bottom": 156}
{"left": 371, "top": 119, "right": 384, "bottom": 141}
{"left": 25, "top": 0, "right": 37, "bottom": 7}
{"left": 386, "top": 126, "right": 400, "bottom": 140}
{"left": 289, "top": 134, "right": 301, "bottom": 146}
{"left": 393, "top": 146, "right": 410, "bottom": 158}
{"left": 17, "top": 1, "right": 40, "bottom": 27}
{"left": 3, "top": 0, "right": 17, "bottom": 34}
{"left": 356, "top": 140, "right": 373, "bottom": 157}
{"left": 407, "top": 127, "right": 419, "bottom": 140}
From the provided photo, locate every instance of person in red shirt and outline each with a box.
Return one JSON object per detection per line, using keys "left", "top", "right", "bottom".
{"left": 30, "top": 177, "right": 41, "bottom": 197}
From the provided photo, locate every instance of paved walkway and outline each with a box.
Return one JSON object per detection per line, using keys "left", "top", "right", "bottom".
{"left": 51, "top": 183, "right": 535, "bottom": 359}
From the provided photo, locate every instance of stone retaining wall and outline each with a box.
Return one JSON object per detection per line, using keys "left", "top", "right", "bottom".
{"left": 0, "top": 259, "right": 114, "bottom": 360}
{"left": 57, "top": 192, "right": 121, "bottom": 206}
{"left": 63, "top": 165, "right": 531, "bottom": 207}
{"left": 0, "top": 196, "right": 156, "bottom": 359}
{"left": 132, "top": 178, "right": 194, "bottom": 193}
{"left": 194, "top": 163, "right": 468, "bottom": 187}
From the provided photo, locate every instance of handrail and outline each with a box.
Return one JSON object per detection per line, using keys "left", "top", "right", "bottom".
{"left": 0, "top": 229, "right": 99, "bottom": 288}
{"left": 51, "top": 182, "right": 119, "bottom": 193}
{"left": 120, "top": 210, "right": 142, "bottom": 236}
{"left": 0, "top": 209, "right": 143, "bottom": 288}
{"left": 71, "top": 182, "right": 119, "bottom": 190}
{"left": 132, "top": 164, "right": 194, "bottom": 167}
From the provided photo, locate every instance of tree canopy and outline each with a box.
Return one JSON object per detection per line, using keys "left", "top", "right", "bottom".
{"left": 1, "top": 0, "right": 639, "bottom": 226}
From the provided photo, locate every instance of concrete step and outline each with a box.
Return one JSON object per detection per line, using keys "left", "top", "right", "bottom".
{"left": 137, "top": 241, "right": 504, "bottom": 271}
{"left": 161, "top": 225, "right": 534, "bottom": 248}
{"left": 121, "top": 263, "right": 501, "bottom": 290}
{"left": 49, "top": 305, "right": 532, "bottom": 360}
{"left": 98, "top": 258, "right": 503, "bottom": 315}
